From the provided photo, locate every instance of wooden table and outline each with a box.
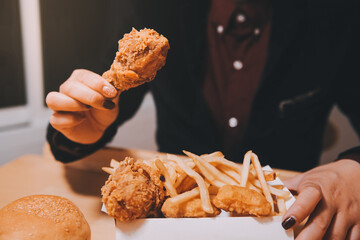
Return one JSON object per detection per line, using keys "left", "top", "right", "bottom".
{"left": 0, "top": 144, "right": 301, "bottom": 240}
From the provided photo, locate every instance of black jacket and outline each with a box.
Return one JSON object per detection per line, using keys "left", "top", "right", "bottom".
{"left": 47, "top": 0, "right": 360, "bottom": 172}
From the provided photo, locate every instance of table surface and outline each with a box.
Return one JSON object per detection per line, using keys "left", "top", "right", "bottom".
{"left": 0, "top": 144, "right": 301, "bottom": 240}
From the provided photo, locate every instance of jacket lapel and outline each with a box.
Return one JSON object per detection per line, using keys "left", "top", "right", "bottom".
{"left": 178, "top": 0, "right": 220, "bottom": 149}
{"left": 179, "top": 0, "right": 210, "bottom": 87}
{"left": 260, "top": 0, "right": 307, "bottom": 88}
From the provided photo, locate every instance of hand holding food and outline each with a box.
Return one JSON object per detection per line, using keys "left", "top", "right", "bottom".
{"left": 101, "top": 150, "right": 291, "bottom": 222}
{"left": 46, "top": 28, "right": 169, "bottom": 144}
{"left": 282, "top": 159, "right": 360, "bottom": 239}
{"left": 46, "top": 69, "right": 119, "bottom": 144}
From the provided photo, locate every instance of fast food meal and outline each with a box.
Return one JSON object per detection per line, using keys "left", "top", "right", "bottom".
{"left": 101, "top": 150, "right": 291, "bottom": 222}
{"left": 102, "top": 28, "right": 170, "bottom": 92}
{"left": 0, "top": 195, "right": 90, "bottom": 240}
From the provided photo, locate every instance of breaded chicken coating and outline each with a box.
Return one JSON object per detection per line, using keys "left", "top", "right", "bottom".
{"left": 213, "top": 185, "right": 272, "bottom": 217}
{"left": 161, "top": 197, "right": 221, "bottom": 218}
{"left": 103, "top": 28, "right": 170, "bottom": 92}
{"left": 101, "top": 157, "right": 165, "bottom": 222}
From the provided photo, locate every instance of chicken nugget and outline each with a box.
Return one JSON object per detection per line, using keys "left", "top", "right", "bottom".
{"left": 213, "top": 185, "right": 272, "bottom": 216}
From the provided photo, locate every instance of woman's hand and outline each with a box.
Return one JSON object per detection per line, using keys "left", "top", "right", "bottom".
{"left": 46, "top": 69, "right": 119, "bottom": 144}
{"left": 282, "top": 159, "right": 360, "bottom": 239}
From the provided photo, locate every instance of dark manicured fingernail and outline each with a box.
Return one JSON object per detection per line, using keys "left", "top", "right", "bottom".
{"left": 103, "top": 100, "right": 115, "bottom": 109}
{"left": 85, "top": 105, "right": 91, "bottom": 108}
{"left": 282, "top": 216, "right": 296, "bottom": 230}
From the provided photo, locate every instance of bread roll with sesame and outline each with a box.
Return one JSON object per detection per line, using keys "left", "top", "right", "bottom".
{"left": 0, "top": 195, "right": 90, "bottom": 240}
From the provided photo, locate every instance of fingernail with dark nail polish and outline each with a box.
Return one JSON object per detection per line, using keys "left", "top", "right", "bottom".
{"left": 103, "top": 100, "right": 115, "bottom": 109}
{"left": 282, "top": 216, "right": 296, "bottom": 230}
{"left": 85, "top": 105, "right": 91, "bottom": 108}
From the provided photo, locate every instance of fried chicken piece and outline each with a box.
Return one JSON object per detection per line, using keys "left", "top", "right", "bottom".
{"left": 176, "top": 176, "right": 197, "bottom": 194}
{"left": 103, "top": 28, "right": 170, "bottom": 92}
{"left": 161, "top": 196, "right": 221, "bottom": 218}
{"left": 213, "top": 185, "right": 272, "bottom": 217}
{"left": 101, "top": 157, "right": 165, "bottom": 222}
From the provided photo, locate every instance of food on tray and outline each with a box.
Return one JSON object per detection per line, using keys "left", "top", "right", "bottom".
{"left": 162, "top": 196, "right": 221, "bottom": 218}
{"left": 0, "top": 195, "right": 90, "bottom": 240}
{"left": 102, "top": 28, "right": 170, "bottom": 92}
{"left": 101, "top": 150, "right": 291, "bottom": 222}
{"left": 213, "top": 185, "right": 271, "bottom": 216}
{"left": 101, "top": 157, "right": 165, "bottom": 222}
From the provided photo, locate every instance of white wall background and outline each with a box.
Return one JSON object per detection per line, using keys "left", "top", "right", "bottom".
{"left": 0, "top": 0, "right": 359, "bottom": 166}
{"left": 320, "top": 106, "right": 360, "bottom": 164}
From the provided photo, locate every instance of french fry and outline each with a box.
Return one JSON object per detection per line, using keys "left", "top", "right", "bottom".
{"left": 155, "top": 159, "right": 178, "bottom": 197}
{"left": 176, "top": 176, "right": 197, "bottom": 194}
{"left": 240, "top": 151, "right": 252, "bottom": 187}
{"left": 168, "top": 154, "right": 214, "bottom": 214}
{"left": 245, "top": 181, "right": 263, "bottom": 194}
{"left": 167, "top": 185, "right": 218, "bottom": 207}
{"left": 167, "top": 160, "right": 195, "bottom": 173}
{"left": 264, "top": 170, "right": 277, "bottom": 181}
{"left": 250, "top": 178, "right": 290, "bottom": 198}
{"left": 277, "top": 197, "right": 286, "bottom": 215}
{"left": 185, "top": 161, "right": 196, "bottom": 169}
{"left": 174, "top": 171, "right": 188, "bottom": 188}
{"left": 167, "top": 187, "right": 200, "bottom": 205}
{"left": 250, "top": 153, "right": 274, "bottom": 212}
{"left": 165, "top": 163, "right": 177, "bottom": 184}
{"left": 194, "top": 159, "right": 226, "bottom": 188}
{"left": 202, "top": 155, "right": 243, "bottom": 176}
{"left": 202, "top": 151, "right": 224, "bottom": 158}
{"left": 249, "top": 165, "right": 257, "bottom": 177}
{"left": 102, "top": 167, "right": 114, "bottom": 175}
{"left": 217, "top": 165, "right": 241, "bottom": 184}
{"left": 184, "top": 151, "right": 239, "bottom": 186}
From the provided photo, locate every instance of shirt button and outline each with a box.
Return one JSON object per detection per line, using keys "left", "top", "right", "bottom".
{"left": 233, "top": 60, "right": 243, "bottom": 70}
{"left": 229, "top": 117, "right": 238, "bottom": 128}
{"left": 254, "top": 28, "right": 261, "bottom": 36}
{"left": 216, "top": 25, "right": 224, "bottom": 34}
{"left": 236, "top": 14, "right": 246, "bottom": 23}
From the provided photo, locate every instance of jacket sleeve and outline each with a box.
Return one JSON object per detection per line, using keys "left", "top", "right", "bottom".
{"left": 46, "top": 84, "right": 149, "bottom": 163}
{"left": 337, "top": 147, "right": 360, "bottom": 164}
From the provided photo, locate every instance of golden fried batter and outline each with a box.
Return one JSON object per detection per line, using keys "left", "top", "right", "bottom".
{"left": 101, "top": 157, "right": 165, "bottom": 222}
{"left": 161, "top": 197, "right": 221, "bottom": 218}
{"left": 176, "top": 176, "right": 197, "bottom": 194}
{"left": 103, "top": 28, "right": 170, "bottom": 91}
{"left": 213, "top": 185, "right": 272, "bottom": 217}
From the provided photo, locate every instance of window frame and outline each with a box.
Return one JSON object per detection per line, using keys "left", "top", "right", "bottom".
{"left": 0, "top": 0, "right": 50, "bottom": 130}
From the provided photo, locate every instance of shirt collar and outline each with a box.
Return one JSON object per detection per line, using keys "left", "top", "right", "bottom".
{"left": 209, "top": 0, "right": 272, "bottom": 34}
{"left": 209, "top": 0, "right": 237, "bottom": 32}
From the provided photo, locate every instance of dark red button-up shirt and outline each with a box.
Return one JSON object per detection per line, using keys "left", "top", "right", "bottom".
{"left": 203, "top": 0, "right": 272, "bottom": 151}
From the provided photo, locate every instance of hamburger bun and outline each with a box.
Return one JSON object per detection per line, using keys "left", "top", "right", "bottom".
{"left": 0, "top": 195, "right": 90, "bottom": 240}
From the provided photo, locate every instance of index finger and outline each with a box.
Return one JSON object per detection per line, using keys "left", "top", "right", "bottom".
{"left": 70, "top": 69, "right": 117, "bottom": 99}
{"left": 281, "top": 184, "right": 322, "bottom": 230}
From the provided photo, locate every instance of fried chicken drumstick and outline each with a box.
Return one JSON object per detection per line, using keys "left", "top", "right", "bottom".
{"left": 102, "top": 28, "right": 170, "bottom": 92}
